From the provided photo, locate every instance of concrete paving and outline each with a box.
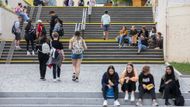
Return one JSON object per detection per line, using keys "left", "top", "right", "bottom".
{"left": 0, "top": 64, "right": 189, "bottom": 93}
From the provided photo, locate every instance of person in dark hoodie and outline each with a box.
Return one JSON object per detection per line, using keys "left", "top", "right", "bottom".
{"left": 159, "top": 65, "right": 180, "bottom": 105}
{"left": 101, "top": 65, "right": 120, "bottom": 107}
{"left": 49, "top": 11, "right": 58, "bottom": 40}
{"left": 136, "top": 65, "right": 158, "bottom": 106}
{"left": 137, "top": 34, "right": 148, "bottom": 54}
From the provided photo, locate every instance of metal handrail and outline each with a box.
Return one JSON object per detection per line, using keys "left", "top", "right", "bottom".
{"left": 81, "top": 8, "right": 87, "bottom": 30}
{"left": 6, "top": 41, "right": 15, "bottom": 64}
{"left": 35, "top": 5, "right": 42, "bottom": 24}
{"left": 0, "top": 41, "right": 6, "bottom": 59}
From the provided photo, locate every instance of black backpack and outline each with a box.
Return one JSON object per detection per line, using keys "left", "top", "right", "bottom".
{"left": 12, "top": 22, "right": 17, "bottom": 34}
{"left": 175, "top": 95, "right": 185, "bottom": 106}
{"left": 58, "top": 24, "right": 64, "bottom": 37}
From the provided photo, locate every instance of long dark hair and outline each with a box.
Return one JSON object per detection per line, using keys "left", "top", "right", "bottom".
{"left": 25, "top": 20, "right": 32, "bottom": 31}
{"left": 165, "top": 65, "right": 176, "bottom": 81}
{"left": 125, "top": 63, "right": 135, "bottom": 78}
{"left": 107, "top": 65, "right": 116, "bottom": 83}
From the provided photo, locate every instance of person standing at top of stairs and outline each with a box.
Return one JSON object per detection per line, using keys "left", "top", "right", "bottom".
{"left": 49, "top": 11, "right": 58, "bottom": 40}
{"left": 101, "top": 11, "right": 111, "bottom": 40}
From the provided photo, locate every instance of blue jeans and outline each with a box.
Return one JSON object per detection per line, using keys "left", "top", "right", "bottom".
{"left": 116, "top": 35, "right": 131, "bottom": 46}
{"left": 19, "top": 12, "right": 30, "bottom": 22}
{"left": 138, "top": 41, "right": 147, "bottom": 52}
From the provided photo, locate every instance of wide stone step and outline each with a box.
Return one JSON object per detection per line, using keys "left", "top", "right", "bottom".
{"left": 0, "top": 97, "right": 189, "bottom": 105}
{"left": 1, "top": 92, "right": 189, "bottom": 98}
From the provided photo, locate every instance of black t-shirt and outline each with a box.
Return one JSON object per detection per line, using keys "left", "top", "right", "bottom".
{"left": 51, "top": 40, "right": 63, "bottom": 50}
{"left": 139, "top": 73, "right": 154, "bottom": 86}
{"left": 50, "top": 15, "right": 58, "bottom": 29}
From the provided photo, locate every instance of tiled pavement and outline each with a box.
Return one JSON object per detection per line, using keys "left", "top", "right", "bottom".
{"left": 0, "top": 64, "right": 189, "bottom": 93}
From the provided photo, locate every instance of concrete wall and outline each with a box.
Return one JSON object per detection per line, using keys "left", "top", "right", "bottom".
{"left": 0, "top": 7, "right": 18, "bottom": 40}
{"left": 2, "top": 0, "right": 27, "bottom": 10}
{"left": 154, "top": 0, "right": 190, "bottom": 63}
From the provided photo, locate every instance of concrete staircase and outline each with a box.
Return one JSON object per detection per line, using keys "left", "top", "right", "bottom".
{"left": 88, "top": 7, "right": 153, "bottom": 23}
{"left": 0, "top": 92, "right": 190, "bottom": 107}
{"left": 0, "top": 6, "right": 164, "bottom": 64}
{"left": 0, "top": 40, "right": 164, "bottom": 64}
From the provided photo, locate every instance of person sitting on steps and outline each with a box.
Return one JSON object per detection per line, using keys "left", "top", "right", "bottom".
{"left": 120, "top": 63, "right": 138, "bottom": 102}
{"left": 159, "top": 65, "right": 181, "bottom": 106}
{"left": 102, "top": 65, "right": 120, "bottom": 107}
{"left": 136, "top": 65, "right": 159, "bottom": 106}
{"left": 116, "top": 26, "right": 128, "bottom": 48}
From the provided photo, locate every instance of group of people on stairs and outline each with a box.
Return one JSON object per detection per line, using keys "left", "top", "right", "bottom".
{"left": 101, "top": 11, "right": 163, "bottom": 54}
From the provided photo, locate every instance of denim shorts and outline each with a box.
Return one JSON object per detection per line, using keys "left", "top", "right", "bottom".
{"left": 103, "top": 24, "right": 110, "bottom": 31}
{"left": 71, "top": 54, "right": 83, "bottom": 59}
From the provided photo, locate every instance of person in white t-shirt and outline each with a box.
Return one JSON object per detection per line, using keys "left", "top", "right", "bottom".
{"left": 101, "top": 11, "right": 111, "bottom": 40}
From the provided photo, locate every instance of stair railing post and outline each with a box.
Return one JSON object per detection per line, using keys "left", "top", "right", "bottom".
{"left": 0, "top": 41, "right": 6, "bottom": 59}
{"left": 87, "top": 6, "right": 92, "bottom": 23}
{"left": 6, "top": 41, "right": 15, "bottom": 64}
{"left": 35, "top": 5, "right": 42, "bottom": 26}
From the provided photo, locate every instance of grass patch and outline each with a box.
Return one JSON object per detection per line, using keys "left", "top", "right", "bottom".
{"left": 170, "top": 62, "right": 190, "bottom": 75}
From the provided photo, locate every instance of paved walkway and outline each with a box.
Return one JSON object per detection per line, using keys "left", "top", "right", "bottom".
{"left": 0, "top": 64, "right": 189, "bottom": 93}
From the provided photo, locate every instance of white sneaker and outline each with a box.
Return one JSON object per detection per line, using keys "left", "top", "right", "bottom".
{"left": 17, "top": 46, "right": 22, "bottom": 50}
{"left": 57, "top": 78, "right": 61, "bottom": 81}
{"left": 130, "top": 93, "right": 135, "bottom": 102}
{"left": 136, "top": 99, "right": 142, "bottom": 106}
{"left": 152, "top": 100, "right": 159, "bottom": 106}
{"left": 32, "top": 51, "right": 35, "bottom": 56}
{"left": 103, "top": 100, "right": 108, "bottom": 107}
{"left": 27, "top": 51, "right": 31, "bottom": 56}
{"left": 114, "top": 100, "right": 120, "bottom": 106}
{"left": 53, "top": 79, "right": 57, "bottom": 82}
{"left": 124, "top": 93, "right": 129, "bottom": 101}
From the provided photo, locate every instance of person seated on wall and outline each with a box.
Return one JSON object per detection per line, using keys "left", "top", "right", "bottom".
{"left": 78, "top": 0, "right": 84, "bottom": 6}
{"left": 120, "top": 63, "right": 138, "bottom": 102}
{"left": 48, "top": 0, "right": 57, "bottom": 6}
{"left": 137, "top": 34, "right": 148, "bottom": 54}
{"left": 159, "top": 65, "right": 182, "bottom": 106}
{"left": 116, "top": 26, "right": 129, "bottom": 48}
{"left": 154, "top": 32, "right": 163, "bottom": 49}
{"left": 33, "top": 0, "right": 45, "bottom": 6}
{"left": 136, "top": 65, "right": 159, "bottom": 106}
{"left": 101, "top": 65, "right": 120, "bottom": 107}
{"left": 14, "top": 3, "right": 30, "bottom": 22}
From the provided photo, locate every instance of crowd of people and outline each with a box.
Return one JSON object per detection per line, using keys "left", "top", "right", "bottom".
{"left": 101, "top": 64, "right": 183, "bottom": 106}
{"left": 9, "top": 3, "right": 185, "bottom": 107}
{"left": 101, "top": 10, "right": 163, "bottom": 54}
{"left": 33, "top": 0, "right": 96, "bottom": 7}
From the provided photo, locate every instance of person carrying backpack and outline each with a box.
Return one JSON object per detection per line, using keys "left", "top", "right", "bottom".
{"left": 25, "top": 20, "right": 36, "bottom": 56}
{"left": 36, "top": 36, "right": 50, "bottom": 81}
{"left": 69, "top": 31, "right": 87, "bottom": 82}
{"left": 12, "top": 16, "right": 22, "bottom": 50}
{"left": 49, "top": 11, "right": 58, "bottom": 40}
{"left": 53, "top": 18, "right": 64, "bottom": 38}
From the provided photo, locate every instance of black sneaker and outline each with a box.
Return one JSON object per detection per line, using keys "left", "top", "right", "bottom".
{"left": 165, "top": 101, "right": 171, "bottom": 106}
{"left": 72, "top": 73, "right": 76, "bottom": 81}
{"left": 75, "top": 77, "right": 79, "bottom": 82}
{"left": 40, "top": 78, "right": 46, "bottom": 81}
